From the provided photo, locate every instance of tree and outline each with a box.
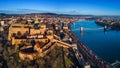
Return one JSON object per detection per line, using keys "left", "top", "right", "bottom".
{"left": 60, "top": 32, "right": 65, "bottom": 40}
{"left": 0, "top": 44, "right": 3, "bottom": 54}
{"left": 12, "top": 33, "right": 16, "bottom": 37}
{"left": 17, "top": 31, "right": 22, "bottom": 38}
{"left": 31, "top": 39, "right": 36, "bottom": 47}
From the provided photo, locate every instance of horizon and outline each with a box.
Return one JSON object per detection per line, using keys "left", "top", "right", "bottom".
{"left": 0, "top": 0, "right": 120, "bottom": 16}
{"left": 1, "top": 11, "right": 120, "bottom": 16}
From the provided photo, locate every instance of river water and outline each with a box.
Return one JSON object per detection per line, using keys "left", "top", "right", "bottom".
{"left": 70, "top": 20, "right": 120, "bottom": 63}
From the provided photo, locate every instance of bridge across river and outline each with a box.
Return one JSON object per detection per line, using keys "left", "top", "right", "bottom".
{"left": 72, "top": 26, "right": 108, "bottom": 32}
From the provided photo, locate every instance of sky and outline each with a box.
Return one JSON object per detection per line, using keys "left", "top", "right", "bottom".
{"left": 0, "top": 0, "right": 120, "bottom": 15}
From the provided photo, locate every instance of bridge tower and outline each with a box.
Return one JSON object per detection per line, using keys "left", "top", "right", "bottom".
{"left": 74, "top": 23, "right": 75, "bottom": 28}
{"left": 80, "top": 27, "right": 84, "bottom": 32}
{"left": 104, "top": 26, "right": 107, "bottom": 31}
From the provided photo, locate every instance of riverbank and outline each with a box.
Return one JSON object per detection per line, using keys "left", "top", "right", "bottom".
{"left": 65, "top": 20, "right": 111, "bottom": 68}
{"left": 95, "top": 18, "right": 120, "bottom": 30}
{"left": 69, "top": 19, "right": 120, "bottom": 66}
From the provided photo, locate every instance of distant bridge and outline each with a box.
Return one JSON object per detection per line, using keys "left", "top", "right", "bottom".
{"left": 72, "top": 26, "right": 108, "bottom": 32}
{"left": 72, "top": 27, "right": 104, "bottom": 31}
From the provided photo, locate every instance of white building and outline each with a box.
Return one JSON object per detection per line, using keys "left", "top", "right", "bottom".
{"left": 0, "top": 27, "right": 4, "bottom": 32}
{"left": 84, "top": 64, "right": 90, "bottom": 68}
{"left": 0, "top": 21, "right": 5, "bottom": 26}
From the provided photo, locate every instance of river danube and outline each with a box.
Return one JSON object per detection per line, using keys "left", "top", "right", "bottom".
{"left": 70, "top": 20, "right": 120, "bottom": 63}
